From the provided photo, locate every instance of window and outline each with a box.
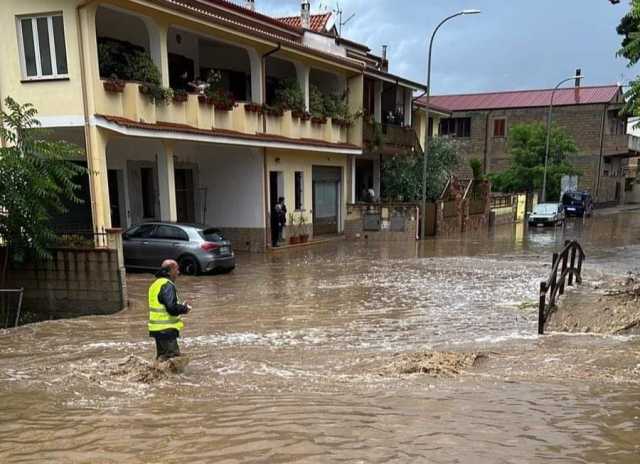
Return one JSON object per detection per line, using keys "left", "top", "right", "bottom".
{"left": 153, "top": 225, "right": 189, "bottom": 241}
{"left": 439, "top": 117, "right": 471, "bottom": 138}
{"left": 18, "top": 14, "right": 68, "bottom": 80}
{"left": 126, "top": 224, "right": 155, "bottom": 239}
{"left": 493, "top": 119, "right": 506, "bottom": 138}
{"left": 295, "top": 171, "right": 304, "bottom": 211}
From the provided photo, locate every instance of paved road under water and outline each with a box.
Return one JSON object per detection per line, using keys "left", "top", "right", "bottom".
{"left": 1, "top": 209, "right": 640, "bottom": 463}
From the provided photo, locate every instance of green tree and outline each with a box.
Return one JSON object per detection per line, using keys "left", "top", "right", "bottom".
{"left": 382, "top": 138, "right": 458, "bottom": 202}
{"left": 618, "top": 1, "right": 640, "bottom": 116}
{"left": 488, "top": 122, "right": 578, "bottom": 201}
{"left": 0, "top": 98, "right": 86, "bottom": 263}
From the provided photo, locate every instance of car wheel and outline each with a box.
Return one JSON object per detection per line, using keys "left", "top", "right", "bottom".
{"left": 179, "top": 255, "right": 200, "bottom": 276}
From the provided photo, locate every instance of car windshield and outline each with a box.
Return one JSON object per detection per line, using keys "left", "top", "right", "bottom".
{"left": 200, "top": 228, "right": 224, "bottom": 242}
{"left": 563, "top": 192, "right": 582, "bottom": 204}
{"left": 533, "top": 204, "right": 558, "bottom": 214}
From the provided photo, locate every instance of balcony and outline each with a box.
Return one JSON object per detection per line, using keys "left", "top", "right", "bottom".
{"left": 363, "top": 122, "right": 418, "bottom": 155}
{"left": 603, "top": 134, "right": 631, "bottom": 155}
{"left": 95, "top": 81, "right": 350, "bottom": 146}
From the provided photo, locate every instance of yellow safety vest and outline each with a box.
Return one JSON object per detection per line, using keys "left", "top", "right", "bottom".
{"left": 148, "top": 277, "right": 185, "bottom": 333}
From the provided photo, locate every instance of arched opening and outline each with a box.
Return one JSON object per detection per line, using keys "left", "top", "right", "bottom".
{"left": 265, "top": 57, "right": 297, "bottom": 106}
{"left": 167, "top": 27, "right": 252, "bottom": 101}
{"left": 95, "top": 6, "right": 156, "bottom": 81}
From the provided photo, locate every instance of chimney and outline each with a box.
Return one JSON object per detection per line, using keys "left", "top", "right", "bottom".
{"left": 574, "top": 68, "right": 582, "bottom": 103}
{"left": 244, "top": 0, "right": 255, "bottom": 11}
{"left": 301, "top": 0, "right": 311, "bottom": 29}
{"left": 381, "top": 45, "right": 389, "bottom": 72}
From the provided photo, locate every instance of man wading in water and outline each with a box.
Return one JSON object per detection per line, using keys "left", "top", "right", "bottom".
{"left": 148, "top": 260, "right": 192, "bottom": 362}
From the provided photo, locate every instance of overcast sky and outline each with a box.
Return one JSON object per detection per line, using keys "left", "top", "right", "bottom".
{"left": 252, "top": 0, "right": 638, "bottom": 95}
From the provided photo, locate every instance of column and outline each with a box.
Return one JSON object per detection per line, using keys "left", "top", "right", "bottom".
{"left": 373, "top": 156, "right": 381, "bottom": 199}
{"left": 294, "top": 62, "right": 310, "bottom": 111}
{"left": 247, "top": 48, "right": 264, "bottom": 104}
{"left": 157, "top": 142, "right": 177, "bottom": 222}
{"left": 146, "top": 18, "right": 170, "bottom": 87}
{"left": 86, "top": 126, "right": 112, "bottom": 231}
{"left": 347, "top": 74, "right": 364, "bottom": 147}
{"left": 404, "top": 88, "right": 413, "bottom": 127}
{"left": 374, "top": 80, "right": 383, "bottom": 123}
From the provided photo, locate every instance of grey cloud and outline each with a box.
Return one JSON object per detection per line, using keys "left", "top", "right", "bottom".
{"left": 254, "top": 0, "right": 638, "bottom": 94}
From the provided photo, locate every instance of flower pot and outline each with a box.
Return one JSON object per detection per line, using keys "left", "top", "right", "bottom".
{"left": 197, "top": 95, "right": 211, "bottom": 105}
{"left": 173, "top": 93, "right": 188, "bottom": 103}
{"left": 244, "top": 103, "right": 263, "bottom": 114}
{"left": 103, "top": 80, "right": 125, "bottom": 93}
{"left": 300, "top": 234, "right": 309, "bottom": 243}
{"left": 214, "top": 102, "right": 234, "bottom": 111}
{"left": 311, "top": 116, "right": 327, "bottom": 125}
{"left": 289, "top": 236, "right": 300, "bottom": 245}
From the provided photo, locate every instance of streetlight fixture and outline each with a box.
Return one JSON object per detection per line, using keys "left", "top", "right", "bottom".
{"left": 541, "top": 70, "right": 584, "bottom": 203}
{"left": 420, "top": 9, "right": 481, "bottom": 240}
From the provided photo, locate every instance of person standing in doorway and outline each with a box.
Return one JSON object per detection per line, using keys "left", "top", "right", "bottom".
{"left": 148, "top": 260, "right": 191, "bottom": 361}
{"left": 278, "top": 197, "right": 287, "bottom": 243}
{"left": 271, "top": 202, "right": 282, "bottom": 247}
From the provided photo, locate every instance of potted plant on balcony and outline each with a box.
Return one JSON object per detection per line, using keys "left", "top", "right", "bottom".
{"left": 172, "top": 89, "right": 189, "bottom": 103}
{"left": 310, "top": 85, "right": 328, "bottom": 125}
{"left": 244, "top": 102, "right": 263, "bottom": 114}
{"left": 275, "top": 78, "right": 305, "bottom": 113}
{"left": 288, "top": 213, "right": 300, "bottom": 245}
{"left": 262, "top": 104, "right": 284, "bottom": 117}
{"left": 292, "top": 109, "right": 312, "bottom": 121}
{"left": 297, "top": 214, "right": 309, "bottom": 243}
{"left": 103, "top": 74, "right": 125, "bottom": 93}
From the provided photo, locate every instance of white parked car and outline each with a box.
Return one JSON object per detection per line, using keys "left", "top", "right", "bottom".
{"left": 528, "top": 203, "right": 565, "bottom": 227}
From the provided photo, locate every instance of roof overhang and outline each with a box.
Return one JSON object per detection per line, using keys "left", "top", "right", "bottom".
{"left": 94, "top": 115, "right": 362, "bottom": 156}
{"left": 365, "top": 67, "right": 426, "bottom": 92}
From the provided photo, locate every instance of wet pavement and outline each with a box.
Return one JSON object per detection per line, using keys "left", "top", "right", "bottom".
{"left": 1, "top": 209, "right": 640, "bottom": 463}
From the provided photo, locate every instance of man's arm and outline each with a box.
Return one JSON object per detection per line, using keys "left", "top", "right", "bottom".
{"left": 158, "top": 283, "right": 189, "bottom": 316}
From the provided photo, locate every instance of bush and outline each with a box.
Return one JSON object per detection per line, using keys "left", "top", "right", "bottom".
{"left": 469, "top": 158, "right": 483, "bottom": 180}
{"left": 274, "top": 78, "right": 305, "bottom": 112}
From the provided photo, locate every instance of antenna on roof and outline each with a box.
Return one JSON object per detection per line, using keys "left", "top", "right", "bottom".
{"left": 333, "top": 2, "right": 355, "bottom": 36}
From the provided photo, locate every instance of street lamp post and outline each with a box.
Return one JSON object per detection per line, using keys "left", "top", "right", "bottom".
{"left": 421, "top": 9, "right": 481, "bottom": 240}
{"left": 541, "top": 71, "right": 584, "bottom": 203}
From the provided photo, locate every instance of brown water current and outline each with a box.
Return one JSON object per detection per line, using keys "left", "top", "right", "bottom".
{"left": 1, "top": 209, "right": 640, "bottom": 463}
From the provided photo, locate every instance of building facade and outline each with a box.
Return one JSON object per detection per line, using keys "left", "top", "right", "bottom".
{"left": 0, "top": 0, "right": 432, "bottom": 252}
{"left": 420, "top": 85, "right": 635, "bottom": 204}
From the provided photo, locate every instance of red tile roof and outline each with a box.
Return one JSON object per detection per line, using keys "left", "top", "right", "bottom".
{"left": 277, "top": 13, "right": 333, "bottom": 32}
{"left": 96, "top": 115, "right": 360, "bottom": 151}
{"left": 418, "top": 85, "right": 622, "bottom": 112}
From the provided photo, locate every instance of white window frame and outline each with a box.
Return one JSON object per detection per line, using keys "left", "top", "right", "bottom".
{"left": 16, "top": 13, "right": 68, "bottom": 81}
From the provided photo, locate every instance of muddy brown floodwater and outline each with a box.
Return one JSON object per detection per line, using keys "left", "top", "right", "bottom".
{"left": 1, "top": 209, "right": 640, "bottom": 463}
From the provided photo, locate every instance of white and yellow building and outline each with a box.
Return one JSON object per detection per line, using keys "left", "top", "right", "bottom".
{"left": 0, "top": 0, "right": 438, "bottom": 251}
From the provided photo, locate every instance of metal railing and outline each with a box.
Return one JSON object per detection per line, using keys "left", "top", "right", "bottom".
{"left": 54, "top": 226, "right": 110, "bottom": 249}
{"left": 538, "top": 240, "right": 586, "bottom": 335}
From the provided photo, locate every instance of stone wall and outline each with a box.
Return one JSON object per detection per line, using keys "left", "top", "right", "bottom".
{"left": 346, "top": 204, "right": 418, "bottom": 241}
{"left": 220, "top": 227, "right": 266, "bottom": 253}
{"left": 6, "top": 230, "right": 127, "bottom": 321}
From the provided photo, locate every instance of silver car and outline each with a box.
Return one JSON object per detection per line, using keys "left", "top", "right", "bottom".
{"left": 123, "top": 223, "right": 235, "bottom": 275}
{"left": 528, "top": 203, "right": 565, "bottom": 227}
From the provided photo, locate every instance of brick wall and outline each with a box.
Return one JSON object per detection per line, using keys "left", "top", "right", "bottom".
{"left": 443, "top": 103, "right": 626, "bottom": 199}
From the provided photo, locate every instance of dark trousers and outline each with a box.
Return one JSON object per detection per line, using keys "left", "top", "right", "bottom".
{"left": 151, "top": 331, "right": 181, "bottom": 361}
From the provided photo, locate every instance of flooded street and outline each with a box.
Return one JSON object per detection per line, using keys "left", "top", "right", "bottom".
{"left": 1, "top": 209, "right": 640, "bottom": 463}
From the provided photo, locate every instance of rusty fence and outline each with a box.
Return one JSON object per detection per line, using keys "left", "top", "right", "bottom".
{"left": 538, "top": 240, "right": 586, "bottom": 335}
{"left": 0, "top": 289, "right": 24, "bottom": 329}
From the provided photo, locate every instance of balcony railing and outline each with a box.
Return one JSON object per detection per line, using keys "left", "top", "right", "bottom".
{"left": 95, "top": 81, "right": 350, "bottom": 146}
{"left": 363, "top": 122, "right": 418, "bottom": 153}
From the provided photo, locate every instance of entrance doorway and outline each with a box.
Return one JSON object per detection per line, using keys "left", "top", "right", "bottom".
{"left": 175, "top": 169, "right": 196, "bottom": 223}
{"left": 312, "top": 166, "right": 342, "bottom": 236}
{"left": 355, "top": 159, "right": 374, "bottom": 202}
{"left": 107, "top": 170, "right": 122, "bottom": 228}
{"left": 269, "top": 171, "right": 284, "bottom": 209}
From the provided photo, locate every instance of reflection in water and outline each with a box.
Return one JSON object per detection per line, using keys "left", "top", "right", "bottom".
{"left": 0, "top": 211, "right": 639, "bottom": 463}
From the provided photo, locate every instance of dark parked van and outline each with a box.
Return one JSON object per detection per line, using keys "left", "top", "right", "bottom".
{"left": 562, "top": 191, "right": 593, "bottom": 217}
